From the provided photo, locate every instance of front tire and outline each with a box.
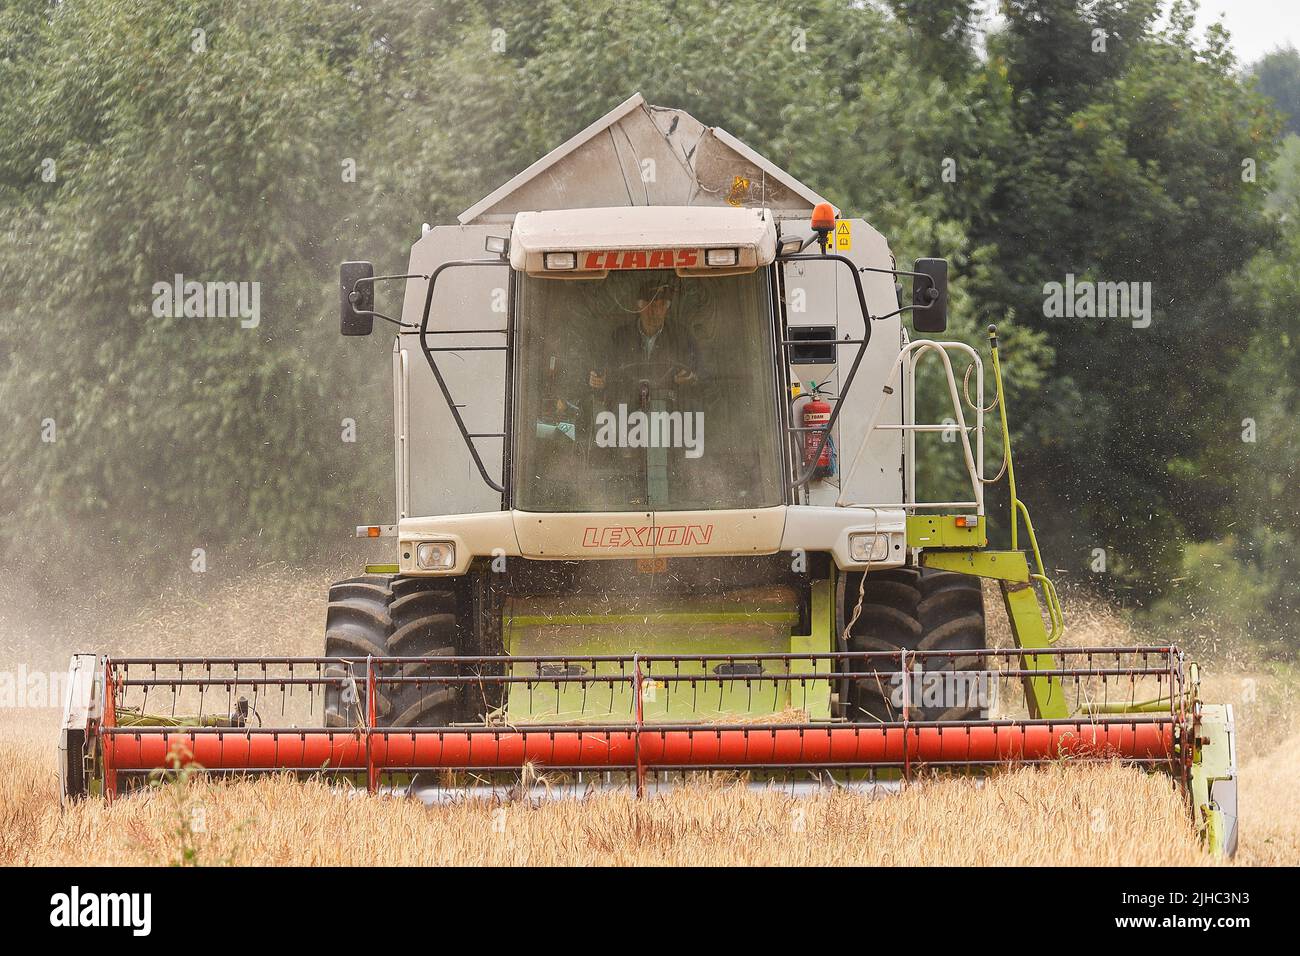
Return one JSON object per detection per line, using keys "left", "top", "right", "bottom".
{"left": 323, "top": 575, "right": 463, "bottom": 728}
{"left": 841, "top": 567, "right": 987, "bottom": 722}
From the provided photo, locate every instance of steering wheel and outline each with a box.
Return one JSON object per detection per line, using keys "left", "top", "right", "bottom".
{"left": 607, "top": 359, "right": 692, "bottom": 386}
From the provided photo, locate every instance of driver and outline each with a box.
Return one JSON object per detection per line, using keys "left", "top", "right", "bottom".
{"left": 588, "top": 279, "right": 699, "bottom": 392}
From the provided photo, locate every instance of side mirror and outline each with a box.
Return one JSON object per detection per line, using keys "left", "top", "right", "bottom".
{"left": 912, "top": 258, "right": 948, "bottom": 333}
{"left": 340, "top": 261, "right": 375, "bottom": 336}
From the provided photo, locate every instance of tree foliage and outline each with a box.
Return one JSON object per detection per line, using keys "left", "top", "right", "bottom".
{"left": 0, "top": 0, "right": 1296, "bottom": 646}
{"left": 1252, "top": 44, "right": 1300, "bottom": 136}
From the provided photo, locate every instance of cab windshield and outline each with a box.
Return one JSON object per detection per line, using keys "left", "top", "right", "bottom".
{"left": 513, "top": 268, "right": 783, "bottom": 512}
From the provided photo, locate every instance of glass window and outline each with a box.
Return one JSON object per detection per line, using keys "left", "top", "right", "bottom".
{"left": 512, "top": 268, "right": 783, "bottom": 512}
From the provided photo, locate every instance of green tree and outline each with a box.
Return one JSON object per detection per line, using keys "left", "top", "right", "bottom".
{"left": 968, "top": 1, "right": 1282, "bottom": 601}
{"left": 1252, "top": 45, "right": 1300, "bottom": 135}
{"left": 886, "top": 0, "right": 982, "bottom": 81}
{"left": 1, "top": 0, "right": 1294, "bottom": 649}
{"left": 0, "top": 0, "right": 403, "bottom": 585}
{"left": 1265, "top": 133, "right": 1300, "bottom": 216}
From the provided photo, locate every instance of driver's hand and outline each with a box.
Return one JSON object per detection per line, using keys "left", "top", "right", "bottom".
{"left": 589, "top": 370, "right": 606, "bottom": 389}
{"left": 673, "top": 368, "right": 697, "bottom": 385}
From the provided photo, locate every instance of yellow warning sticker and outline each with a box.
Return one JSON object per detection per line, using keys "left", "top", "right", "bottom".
{"left": 835, "top": 219, "right": 852, "bottom": 252}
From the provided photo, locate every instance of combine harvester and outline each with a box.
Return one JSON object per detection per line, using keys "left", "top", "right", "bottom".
{"left": 59, "top": 95, "right": 1237, "bottom": 854}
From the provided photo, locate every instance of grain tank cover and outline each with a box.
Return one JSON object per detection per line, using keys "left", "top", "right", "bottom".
{"left": 459, "top": 92, "right": 832, "bottom": 223}
{"left": 508, "top": 205, "right": 778, "bottom": 276}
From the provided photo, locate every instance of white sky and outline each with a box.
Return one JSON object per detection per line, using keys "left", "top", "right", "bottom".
{"left": 971, "top": 1, "right": 1298, "bottom": 67}
{"left": 1192, "top": 0, "right": 1297, "bottom": 63}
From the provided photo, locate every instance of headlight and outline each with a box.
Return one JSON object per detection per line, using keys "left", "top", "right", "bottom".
{"left": 543, "top": 251, "right": 576, "bottom": 270}
{"left": 848, "top": 532, "right": 890, "bottom": 563}
{"left": 415, "top": 541, "right": 456, "bottom": 570}
{"left": 705, "top": 247, "right": 739, "bottom": 267}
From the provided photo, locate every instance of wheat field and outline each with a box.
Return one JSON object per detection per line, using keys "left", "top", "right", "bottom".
{"left": 0, "top": 567, "right": 1295, "bottom": 866}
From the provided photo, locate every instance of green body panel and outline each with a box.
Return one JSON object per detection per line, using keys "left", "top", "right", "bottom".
{"left": 998, "top": 581, "right": 1069, "bottom": 719}
{"left": 921, "top": 548, "right": 1029, "bottom": 582}
{"left": 501, "top": 579, "right": 835, "bottom": 723}
{"left": 906, "top": 515, "right": 986, "bottom": 549}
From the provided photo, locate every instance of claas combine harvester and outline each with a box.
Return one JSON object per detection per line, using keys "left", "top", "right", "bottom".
{"left": 58, "top": 95, "right": 1238, "bottom": 854}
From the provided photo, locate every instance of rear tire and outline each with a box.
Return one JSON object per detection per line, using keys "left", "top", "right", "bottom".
{"left": 323, "top": 575, "right": 464, "bottom": 728}
{"left": 842, "top": 567, "right": 987, "bottom": 722}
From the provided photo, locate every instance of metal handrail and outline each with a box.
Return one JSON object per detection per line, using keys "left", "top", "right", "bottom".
{"left": 837, "top": 339, "right": 985, "bottom": 513}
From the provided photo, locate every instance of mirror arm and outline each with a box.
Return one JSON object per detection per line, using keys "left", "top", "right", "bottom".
{"left": 871, "top": 303, "right": 930, "bottom": 323}
{"left": 858, "top": 263, "right": 945, "bottom": 326}
{"left": 858, "top": 265, "right": 928, "bottom": 281}
{"left": 361, "top": 310, "right": 413, "bottom": 329}
{"left": 354, "top": 272, "right": 429, "bottom": 286}
{"left": 346, "top": 273, "right": 428, "bottom": 330}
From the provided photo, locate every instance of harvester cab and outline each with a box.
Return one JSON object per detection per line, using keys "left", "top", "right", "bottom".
{"left": 61, "top": 94, "right": 1238, "bottom": 856}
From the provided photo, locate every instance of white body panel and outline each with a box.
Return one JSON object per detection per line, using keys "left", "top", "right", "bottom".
{"left": 512, "top": 507, "right": 786, "bottom": 558}
{"left": 509, "top": 205, "right": 778, "bottom": 274}
{"left": 385, "top": 96, "right": 911, "bottom": 548}
{"left": 396, "top": 224, "right": 510, "bottom": 518}
{"left": 781, "top": 218, "right": 905, "bottom": 508}
{"left": 397, "top": 505, "right": 907, "bottom": 574}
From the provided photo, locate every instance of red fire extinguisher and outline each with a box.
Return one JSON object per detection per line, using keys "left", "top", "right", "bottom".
{"left": 801, "top": 381, "right": 834, "bottom": 476}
